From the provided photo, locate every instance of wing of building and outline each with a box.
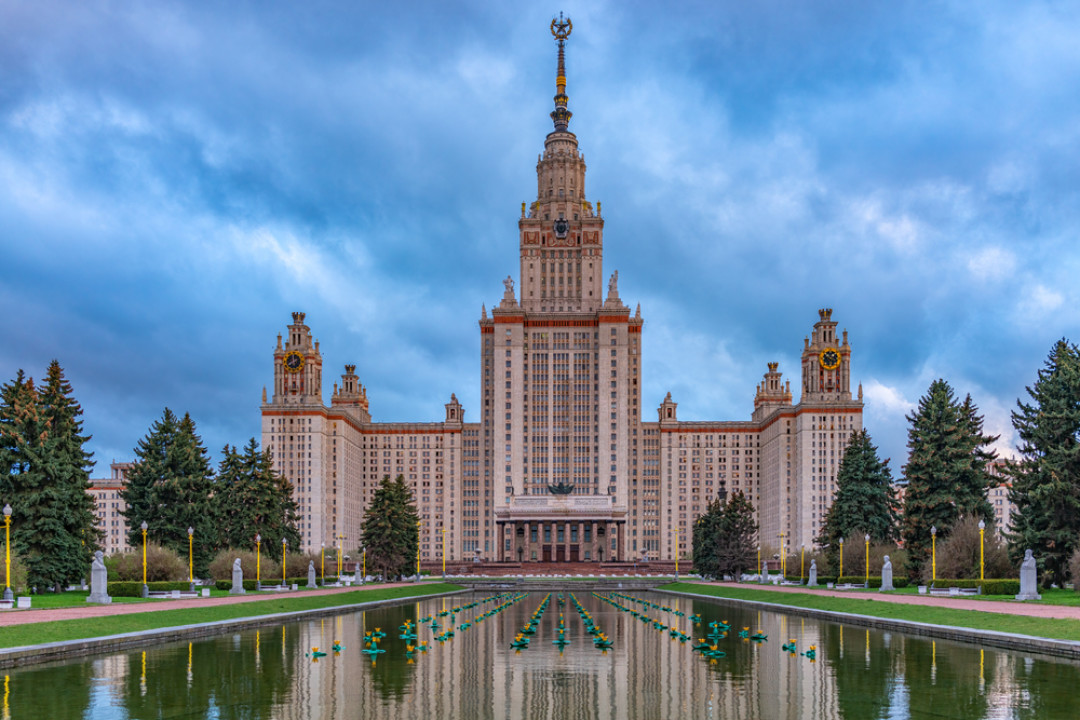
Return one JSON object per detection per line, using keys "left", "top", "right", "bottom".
{"left": 259, "top": 20, "right": 864, "bottom": 565}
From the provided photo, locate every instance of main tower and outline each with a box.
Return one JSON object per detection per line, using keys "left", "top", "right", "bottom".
{"left": 480, "top": 16, "right": 642, "bottom": 563}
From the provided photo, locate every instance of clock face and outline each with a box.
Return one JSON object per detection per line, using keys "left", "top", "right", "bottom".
{"left": 283, "top": 351, "right": 305, "bottom": 373}
{"left": 819, "top": 349, "right": 841, "bottom": 371}
{"left": 553, "top": 218, "right": 569, "bottom": 238}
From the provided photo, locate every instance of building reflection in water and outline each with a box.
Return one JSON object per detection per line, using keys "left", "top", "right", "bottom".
{"left": 3, "top": 592, "right": 1080, "bottom": 719}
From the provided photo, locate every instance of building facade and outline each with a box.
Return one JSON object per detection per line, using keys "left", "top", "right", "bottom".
{"left": 89, "top": 462, "right": 135, "bottom": 555}
{"left": 260, "top": 21, "right": 863, "bottom": 563}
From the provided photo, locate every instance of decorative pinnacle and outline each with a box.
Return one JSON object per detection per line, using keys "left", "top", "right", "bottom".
{"left": 550, "top": 12, "right": 573, "bottom": 132}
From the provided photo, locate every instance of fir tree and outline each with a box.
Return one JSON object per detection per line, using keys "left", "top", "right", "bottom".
{"left": 692, "top": 497, "right": 725, "bottom": 579}
{"left": 817, "top": 429, "right": 898, "bottom": 560}
{"left": 1006, "top": 339, "right": 1080, "bottom": 585}
{"left": 121, "top": 409, "right": 216, "bottom": 575}
{"left": 901, "top": 379, "right": 997, "bottom": 576}
{"left": 715, "top": 490, "right": 759, "bottom": 579}
{"left": 213, "top": 439, "right": 300, "bottom": 551}
{"left": 361, "top": 475, "right": 420, "bottom": 581}
{"left": 38, "top": 361, "right": 99, "bottom": 582}
{"left": 0, "top": 365, "right": 98, "bottom": 590}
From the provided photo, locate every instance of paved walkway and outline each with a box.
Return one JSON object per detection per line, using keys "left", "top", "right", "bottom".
{"left": 696, "top": 581, "right": 1080, "bottom": 621}
{"left": 0, "top": 582, "right": 425, "bottom": 627}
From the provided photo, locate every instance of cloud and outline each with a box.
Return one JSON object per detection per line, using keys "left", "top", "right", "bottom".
{"left": 966, "top": 246, "right": 1017, "bottom": 281}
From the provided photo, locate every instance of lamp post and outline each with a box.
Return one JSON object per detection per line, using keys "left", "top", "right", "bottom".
{"left": 757, "top": 544, "right": 761, "bottom": 577}
{"left": 361, "top": 545, "right": 366, "bottom": 585}
{"left": 865, "top": 534, "right": 870, "bottom": 587}
{"left": 839, "top": 537, "right": 844, "bottom": 579}
{"left": 187, "top": 526, "right": 194, "bottom": 591}
{"left": 282, "top": 537, "right": 287, "bottom": 588}
{"left": 978, "top": 519, "right": 986, "bottom": 582}
{"left": 3, "top": 504, "right": 12, "bottom": 603}
{"left": 930, "top": 526, "right": 937, "bottom": 585}
{"left": 337, "top": 534, "right": 343, "bottom": 580}
{"left": 779, "top": 532, "right": 785, "bottom": 579}
{"left": 320, "top": 542, "right": 325, "bottom": 587}
{"left": 140, "top": 521, "right": 149, "bottom": 598}
{"left": 255, "top": 533, "right": 261, "bottom": 590}
{"left": 800, "top": 544, "right": 806, "bottom": 585}
{"left": 441, "top": 526, "right": 446, "bottom": 580}
{"left": 416, "top": 520, "right": 421, "bottom": 582}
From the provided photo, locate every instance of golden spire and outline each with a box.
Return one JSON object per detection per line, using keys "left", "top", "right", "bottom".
{"left": 550, "top": 12, "right": 573, "bottom": 132}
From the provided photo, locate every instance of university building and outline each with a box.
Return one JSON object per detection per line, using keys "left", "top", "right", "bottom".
{"left": 259, "top": 21, "right": 863, "bottom": 564}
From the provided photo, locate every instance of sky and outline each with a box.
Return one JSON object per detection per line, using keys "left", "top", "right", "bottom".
{"left": 2, "top": 0, "right": 1079, "bottom": 477}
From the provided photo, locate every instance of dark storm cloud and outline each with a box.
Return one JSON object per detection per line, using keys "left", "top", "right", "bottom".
{"left": 2, "top": 0, "right": 1079, "bottom": 472}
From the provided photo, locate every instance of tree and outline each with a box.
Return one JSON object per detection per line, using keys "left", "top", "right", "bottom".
{"left": 121, "top": 409, "right": 216, "bottom": 575}
{"left": 901, "top": 380, "right": 998, "bottom": 576}
{"left": 817, "top": 429, "right": 898, "bottom": 563}
{"left": 1006, "top": 339, "right": 1080, "bottom": 586}
{"left": 213, "top": 439, "right": 300, "bottom": 551}
{"left": 0, "top": 364, "right": 99, "bottom": 591}
{"left": 693, "top": 490, "right": 758, "bottom": 579}
{"left": 360, "top": 475, "right": 419, "bottom": 581}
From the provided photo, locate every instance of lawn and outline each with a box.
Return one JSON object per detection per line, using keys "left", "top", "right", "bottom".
{"left": 660, "top": 582, "right": 1080, "bottom": 643}
{"left": 0, "top": 583, "right": 464, "bottom": 650}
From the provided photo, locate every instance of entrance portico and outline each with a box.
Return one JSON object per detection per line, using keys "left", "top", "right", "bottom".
{"left": 495, "top": 495, "right": 627, "bottom": 563}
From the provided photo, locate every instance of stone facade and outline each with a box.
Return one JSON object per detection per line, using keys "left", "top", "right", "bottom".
{"left": 259, "top": 26, "right": 863, "bottom": 561}
{"left": 88, "top": 462, "right": 134, "bottom": 554}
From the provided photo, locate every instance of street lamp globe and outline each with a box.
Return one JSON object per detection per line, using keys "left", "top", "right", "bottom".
{"left": 2, "top": 504, "right": 10, "bottom": 518}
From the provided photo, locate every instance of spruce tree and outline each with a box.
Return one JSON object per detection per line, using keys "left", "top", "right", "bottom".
{"left": 1007, "top": 339, "right": 1080, "bottom": 585}
{"left": 817, "top": 429, "right": 898, "bottom": 560}
{"left": 0, "top": 366, "right": 98, "bottom": 591}
{"left": 121, "top": 409, "right": 216, "bottom": 575}
{"left": 38, "top": 361, "right": 99, "bottom": 582}
{"left": 715, "top": 490, "right": 758, "bottom": 579}
{"left": 901, "top": 379, "right": 997, "bottom": 576}
{"left": 213, "top": 439, "right": 300, "bottom": 551}
{"left": 692, "top": 497, "right": 724, "bottom": 579}
{"left": 361, "top": 475, "right": 419, "bottom": 581}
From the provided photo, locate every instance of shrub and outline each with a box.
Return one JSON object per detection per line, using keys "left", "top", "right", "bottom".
{"left": 106, "top": 544, "right": 188, "bottom": 582}
{"left": 208, "top": 549, "right": 280, "bottom": 582}
{"left": 921, "top": 516, "right": 1013, "bottom": 583}
{"left": 285, "top": 552, "right": 321, "bottom": 578}
{"left": 5, "top": 554, "right": 29, "bottom": 594}
{"left": 924, "top": 578, "right": 1021, "bottom": 595}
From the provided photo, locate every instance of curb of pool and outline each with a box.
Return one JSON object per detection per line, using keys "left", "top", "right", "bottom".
{"left": 658, "top": 588, "right": 1080, "bottom": 660}
{"left": 0, "top": 588, "right": 471, "bottom": 670}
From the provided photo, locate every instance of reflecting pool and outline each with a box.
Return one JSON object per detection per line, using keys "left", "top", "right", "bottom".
{"left": 3, "top": 591, "right": 1077, "bottom": 719}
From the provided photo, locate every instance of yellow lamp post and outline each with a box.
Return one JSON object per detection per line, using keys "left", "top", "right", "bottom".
{"left": 320, "top": 542, "right": 325, "bottom": 587}
{"left": 140, "top": 521, "right": 149, "bottom": 598}
{"left": 282, "top": 537, "right": 288, "bottom": 588}
{"left": 337, "top": 534, "right": 343, "bottom": 579}
{"left": 361, "top": 545, "right": 366, "bottom": 585}
{"left": 3, "top": 504, "right": 12, "bottom": 603}
{"left": 800, "top": 544, "right": 806, "bottom": 584}
{"left": 255, "top": 533, "right": 262, "bottom": 590}
{"left": 864, "top": 534, "right": 870, "bottom": 587}
{"left": 187, "top": 526, "right": 194, "bottom": 591}
{"left": 441, "top": 526, "right": 446, "bottom": 580}
{"left": 839, "top": 537, "right": 844, "bottom": 579}
{"left": 930, "top": 526, "right": 937, "bottom": 584}
{"left": 757, "top": 544, "right": 761, "bottom": 576}
{"left": 779, "top": 532, "right": 785, "bottom": 578}
{"left": 978, "top": 519, "right": 986, "bottom": 582}
{"left": 416, "top": 520, "right": 422, "bottom": 582}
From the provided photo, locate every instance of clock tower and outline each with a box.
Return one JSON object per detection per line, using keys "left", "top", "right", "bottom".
{"left": 517, "top": 13, "right": 604, "bottom": 314}
{"left": 800, "top": 308, "right": 852, "bottom": 402}
{"left": 271, "top": 311, "right": 323, "bottom": 405}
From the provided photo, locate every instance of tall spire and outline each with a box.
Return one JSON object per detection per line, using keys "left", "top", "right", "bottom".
{"left": 550, "top": 12, "right": 573, "bottom": 132}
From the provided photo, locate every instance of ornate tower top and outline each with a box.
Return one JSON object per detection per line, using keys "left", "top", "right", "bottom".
{"left": 550, "top": 13, "right": 573, "bottom": 132}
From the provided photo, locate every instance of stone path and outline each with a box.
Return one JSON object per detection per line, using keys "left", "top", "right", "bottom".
{"left": 702, "top": 581, "right": 1080, "bottom": 621}
{"left": 0, "top": 582, "right": 423, "bottom": 627}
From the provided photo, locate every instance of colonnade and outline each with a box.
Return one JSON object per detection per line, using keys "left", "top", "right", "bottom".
{"left": 497, "top": 519, "right": 625, "bottom": 563}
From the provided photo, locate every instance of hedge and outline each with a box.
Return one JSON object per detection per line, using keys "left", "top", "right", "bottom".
{"left": 927, "top": 579, "right": 1022, "bottom": 596}
{"left": 108, "top": 581, "right": 193, "bottom": 597}
{"left": 783, "top": 575, "right": 911, "bottom": 589}
{"left": 213, "top": 576, "right": 342, "bottom": 592}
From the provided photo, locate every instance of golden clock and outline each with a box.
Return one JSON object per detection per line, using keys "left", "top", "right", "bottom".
{"left": 283, "top": 351, "right": 305, "bottom": 374}
{"left": 819, "top": 348, "right": 841, "bottom": 370}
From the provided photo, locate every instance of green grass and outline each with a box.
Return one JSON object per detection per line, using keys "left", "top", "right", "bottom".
{"left": 0, "top": 583, "right": 463, "bottom": 650}
{"left": 660, "top": 582, "right": 1080, "bottom": 642}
